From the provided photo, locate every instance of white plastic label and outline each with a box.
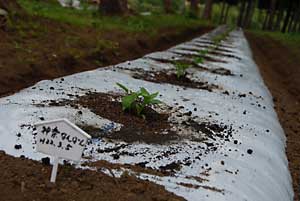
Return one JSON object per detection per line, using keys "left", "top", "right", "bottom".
{"left": 35, "top": 119, "right": 91, "bottom": 183}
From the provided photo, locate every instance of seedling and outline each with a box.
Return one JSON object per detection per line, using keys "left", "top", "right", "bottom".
{"left": 193, "top": 56, "right": 204, "bottom": 64}
{"left": 116, "top": 83, "right": 161, "bottom": 118}
{"left": 212, "top": 26, "right": 234, "bottom": 46}
{"left": 212, "top": 34, "right": 224, "bottom": 45}
{"left": 193, "top": 49, "right": 208, "bottom": 64}
{"left": 174, "top": 62, "right": 190, "bottom": 78}
{"left": 199, "top": 49, "right": 209, "bottom": 56}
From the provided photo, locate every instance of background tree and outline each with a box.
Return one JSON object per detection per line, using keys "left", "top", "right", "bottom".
{"left": 218, "top": 0, "right": 238, "bottom": 24}
{"left": 99, "top": 0, "right": 128, "bottom": 15}
{"left": 267, "top": 0, "right": 276, "bottom": 30}
{"left": 190, "top": 0, "right": 199, "bottom": 16}
{"left": 237, "top": 0, "right": 247, "bottom": 27}
{"left": 164, "top": 0, "right": 172, "bottom": 13}
{"left": 274, "top": 1, "right": 285, "bottom": 31}
{"left": 281, "top": 0, "right": 293, "bottom": 32}
{"left": 219, "top": 0, "right": 226, "bottom": 23}
{"left": 223, "top": 2, "right": 231, "bottom": 23}
{"left": 0, "top": 0, "right": 24, "bottom": 14}
{"left": 290, "top": 1, "right": 300, "bottom": 32}
{"left": 202, "top": 0, "right": 214, "bottom": 20}
{"left": 244, "top": 0, "right": 255, "bottom": 28}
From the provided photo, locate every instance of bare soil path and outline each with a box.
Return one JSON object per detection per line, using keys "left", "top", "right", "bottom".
{"left": 0, "top": 151, "right": 184, "bottom": 201}
{"left": 246, "top": 32, "right": 300, "bottom": 201}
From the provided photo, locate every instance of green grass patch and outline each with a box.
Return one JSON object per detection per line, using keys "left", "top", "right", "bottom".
{"left": 251, "top": 30, "right": 300, "bottom": 48}
{"left": 17, "top": 0, "right": 208, "bottom": 34}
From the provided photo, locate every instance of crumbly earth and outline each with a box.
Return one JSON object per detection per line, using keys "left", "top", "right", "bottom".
{"left": 0, "top": 13, "right": 212, "bottom": 97}
{"left": 246, "top": 33, "right": 300, "bottom": 201}
{"left": 65, "top": 92, "right": 179, "bottom": 144}
{"left": 40, "top": 91, "right": 231, "bottom": 145}
{"left": 132, "top": 70, "right": 219, "bottom": 91}
{"left": 0, "top": 151, "right": 185, "bottom": 201}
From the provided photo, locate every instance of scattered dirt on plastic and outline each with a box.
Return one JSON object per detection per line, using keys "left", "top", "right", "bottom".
{"left": 132, "top": 71, "right": 219, "bottom": 92}
{"left": 85, "top": 160, "right": 168, "bottom": 177}
{"left": 184, "top": 44, "right": 235, "bottom": 54}
{"left": 177, "top": 182, "right": 224, "bottom": 193}
{"left": 193, "top": 40, "right": 234, "bottom": 49}
{"left": 247, "top": 32, "right": 300, "bottom": 201}
{"left": 49, "top": 92, "right": 180, "bottom": 144}
{"left": 40, "top": 92, "right": 233, "bottom": 146}
{"left": 176, "top": 47, "right": 241, "bottom": 61}
{"left": 142, "top": 57, "right": 233, "bottom": 76}
{"left": 169, "top": 50, "right": 228, "bottom": 64}
{"left": 196, "top": 65, "right": 233, "bottom": 76}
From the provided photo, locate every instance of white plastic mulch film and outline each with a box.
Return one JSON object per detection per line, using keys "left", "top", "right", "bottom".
{"left": 0, "top": 27, "right": 293, "bottom": 201}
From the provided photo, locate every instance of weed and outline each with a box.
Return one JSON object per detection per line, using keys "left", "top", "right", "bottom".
{"left": 252, "top": 30, "right": 300, "bottom": 49}
{"left": 13, "top": 41, "right": 32, "bottom": 53}
{"left": 193, "top": 49, "right": 208, "bottom": 64}
{"left": 193, "top": 56, "right": 204, "bottom": 64}
{"left": 174, "top": 62, "right": 190, "bottom": 78}
{"left": 212, "top": 26, "right": 234, "bottom": 46}
{"left": 116, "top": 83, "right": 161, "bottom": 118}
{"left": 199, "top": 49, "right": 209, "bottom": 56}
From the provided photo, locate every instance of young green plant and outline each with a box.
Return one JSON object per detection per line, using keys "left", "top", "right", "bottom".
{"left": 212, "top": 26, "right": 234, "bottom": 46}
{"left": 116, "top": 83, "right": 161, "bottom": 118}
{"left": 193, "top": 49, "right": 208, "bottom": 64}
{"left": 174, "top": 62, "right": 190, "bottom": 78}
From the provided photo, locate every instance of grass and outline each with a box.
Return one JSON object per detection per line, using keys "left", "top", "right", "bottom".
{"left": 251, "top": 30, "right": 300, "bottom": 47}
{"left": 209, "top": 2, "right": 300, "bottom": 52}
{"left": 250, "top": 30, "right": 300, "bottom": 57}
{"left": 17, "top": 0, "right": 208, "bottom": 34}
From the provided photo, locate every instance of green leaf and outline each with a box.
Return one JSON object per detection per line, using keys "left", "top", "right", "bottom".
{"left": 143, "top": 92, "right": 159, "bottom": 105}
{"left": 151, "top": 99, "right": 161, "bottom": 104}
{"left": 149, "top": 92, "right": 159, "bottom": 99}
{"left": 135, "top": 104, "right": 144, "bottom": 116}
{"left": 175, "top": 62, "right": 190, "bottom": 78}
{"left": 194, "top": 56, "right": 204, "bottom": 64}
{"left": 140, "top": 87, "right": 150, "bottom": 96}
{"left": 143, "top": 95, "right": 151, "bottom": 105}
{"left": 116, "top": 82, "right": 129, "bottom": 94}
{"left": 121, "top": 93, "right": 137, "bottom": 110}
{"left": 118, "top": 85, "right": 161, "bottom": 117}
{"left": 199, "top": 49, "right": 208, "bottom": 56}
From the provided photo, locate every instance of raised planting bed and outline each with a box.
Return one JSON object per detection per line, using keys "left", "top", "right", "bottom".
{"left": 0, "top": 26, "right": 293, "bottom": 201}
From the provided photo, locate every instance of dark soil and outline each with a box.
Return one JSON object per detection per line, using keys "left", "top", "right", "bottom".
{"left": 40, "top": 92, "right": 234, "bottom": 145}
{"left": 246, "top": 32, "right": 300, "bottom": 201}
{"left": 132, "top": 71, "right": 219, "bottom": 91}
{"left": 0, "top": 151, "right": 185, "bottom": 201}
{"left": 143, "top": 57, "right": 233, "bottom": 76}
{"left": 49, "top": 92, "right": 180, "bottom": 144}
{"left": 187, "top": 44, "right": 235, "bottom": 54}
{"left": 0, "top": 12, "right": 212, "bottom": 97}
{"left": 176, "top": 47, "right": 241, "bottom": 61}
{"left": 193, "top": 40, "right": 234, "bottom": 49}
{"left": 208, "top": 67, "right": 233, "bottom": 75}
{"left": 86, "top": 160, "right": 168, "bottom": 177}
{"left": 169, "top": 50, "right": 228, "bottom": 63}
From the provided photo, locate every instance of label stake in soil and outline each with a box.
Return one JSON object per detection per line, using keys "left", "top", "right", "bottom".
{"left": 50, "top": 156, "right": 59, "bottom": 183}
{"left": 34, "top": 119, "right": 91, "bottom": 183}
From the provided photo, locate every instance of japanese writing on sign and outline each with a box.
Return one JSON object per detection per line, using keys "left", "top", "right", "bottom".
{"left": 35, "top": 119, "right": 91, "bottom": 161}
